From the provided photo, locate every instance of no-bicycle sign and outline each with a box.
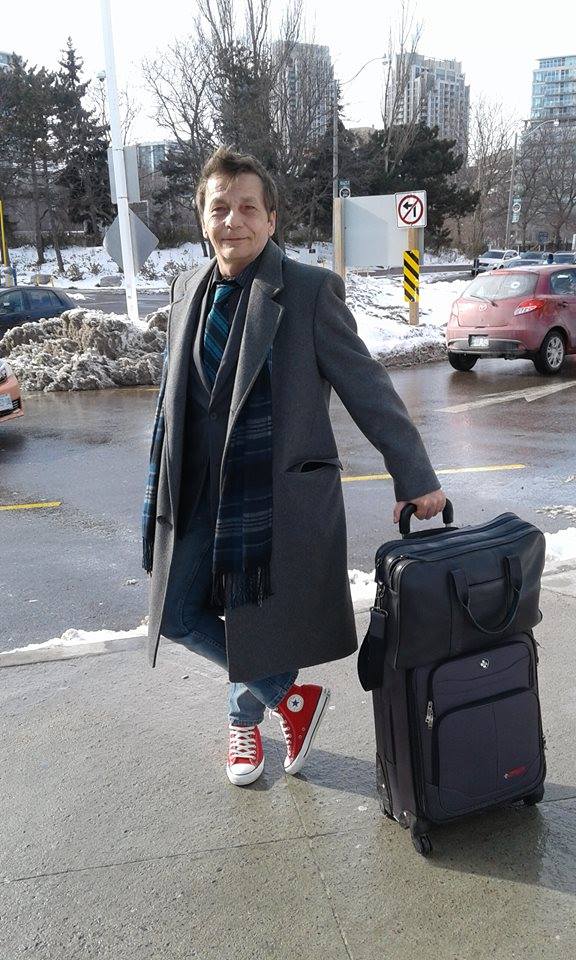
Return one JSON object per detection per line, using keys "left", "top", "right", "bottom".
{"left": 395, "top": 190, "right": 427, "bottom": 229}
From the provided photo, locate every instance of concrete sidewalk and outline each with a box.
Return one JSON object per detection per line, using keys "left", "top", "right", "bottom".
{"left": 1, "top": 588, "right": 575, "bottom": 960}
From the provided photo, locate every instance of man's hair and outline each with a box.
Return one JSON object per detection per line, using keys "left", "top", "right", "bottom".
{"left": 195, "top": 147, "right": 278, "bottom": 219}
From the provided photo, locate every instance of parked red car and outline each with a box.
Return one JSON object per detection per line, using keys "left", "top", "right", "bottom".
{"left": 0, "top": 359, "right": 23, "bottom": 422}
{"left": 446, "top": 265, "right": 576, "bottom": 374}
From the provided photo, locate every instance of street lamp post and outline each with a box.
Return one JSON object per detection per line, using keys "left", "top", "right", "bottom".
{"left": 504, "top": 118, "right": 559, "bottom": 250}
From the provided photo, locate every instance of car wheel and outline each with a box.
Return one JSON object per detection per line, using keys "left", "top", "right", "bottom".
{"left": 448, "top": 352, "right": 478, "bottom": 372}
{"left": 533, "top": 330, "right": 565, "bottom": 375}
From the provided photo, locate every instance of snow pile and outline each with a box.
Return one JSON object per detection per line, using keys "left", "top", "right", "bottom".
{"left": 346, "top": 272, "right": 466, "bottom": 364}
{"left": 544, "top": 527, "right": 576, "bottom": 569}
{"left": 10, "top": 243, "right": 202, "bottom": 291}
{"left": 0, "top": 308, "right": 165, "bottom": 392}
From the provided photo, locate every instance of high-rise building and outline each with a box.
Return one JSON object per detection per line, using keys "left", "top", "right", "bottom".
{"left": 387, "top": 54, "right": 470, "bottom": 157}
{"left": 137, "top": 141, "right": 171, "bottom": 176}
{"left": 531, "top": 55, "right": 576, "bottom": 121}
{"left": 273, "top": 41, "right": 334, "bottom": 145}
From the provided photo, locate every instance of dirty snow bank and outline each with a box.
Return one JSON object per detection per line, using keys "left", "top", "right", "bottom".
{"left": 0, "top": 269, "right": 466, "bottom": 392}
{"left": 346, "top": 272, "right": 466, "bottom": 365}
{"left": 0, "top": 308, "right": 165, "bottom": 392}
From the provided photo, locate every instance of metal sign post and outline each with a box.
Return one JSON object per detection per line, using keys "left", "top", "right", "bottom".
{"left": 100, "top": 0, "right": 139, "bottom": 324}
{"left": 0, "top": 200, "right": 8, "bottom": 266}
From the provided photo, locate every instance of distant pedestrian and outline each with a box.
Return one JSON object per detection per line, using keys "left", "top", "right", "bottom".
{"left": 547, "top": 252, "right": 554, "bottom": 264}
{"left": 142, "top": 147, "right": 445, "bottom": 786}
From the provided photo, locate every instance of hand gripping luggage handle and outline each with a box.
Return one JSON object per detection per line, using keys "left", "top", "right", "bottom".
{"left": 399, "top": 498, "right": 454, "bottom": 537}
{"left": 451, "top": 555, "right": 523, "bottom": 636}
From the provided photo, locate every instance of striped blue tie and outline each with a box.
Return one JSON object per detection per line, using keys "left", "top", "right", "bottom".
{"left": 203, "top": 280, "right": 238, "bottom": 388}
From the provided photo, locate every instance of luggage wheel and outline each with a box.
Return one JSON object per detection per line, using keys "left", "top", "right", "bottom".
{"left": 411, "top": 831, "right": 433, "bottom": 857}
{"left": 523, "top": 785, "right": 545, "bottom": 806}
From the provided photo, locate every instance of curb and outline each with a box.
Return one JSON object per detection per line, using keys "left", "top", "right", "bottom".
{"left": 0, "top": 631, "right": 147, "bottom": 668}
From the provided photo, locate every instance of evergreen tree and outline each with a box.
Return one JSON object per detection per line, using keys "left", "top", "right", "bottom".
{"left": 362, "top": 123, "right": 479, "bottom": 248}
{"left": 0, "top": 56, "right": 62, "bottom": 264}
{"left": 55, "top": 38, "right": 114, "bottom": 242}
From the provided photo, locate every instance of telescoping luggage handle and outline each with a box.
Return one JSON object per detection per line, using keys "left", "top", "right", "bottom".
{"left": 451, "top": 554, "right": 523, "bottom": 636}
{"left": 399, "top": 499, "right": 454, "bottom": 538}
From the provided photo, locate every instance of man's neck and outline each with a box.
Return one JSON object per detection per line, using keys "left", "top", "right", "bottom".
{"left": 215, "top": 242, "right": 268, "bottom": 279}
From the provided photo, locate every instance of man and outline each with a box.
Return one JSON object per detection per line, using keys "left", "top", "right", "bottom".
{"left": 143, "top": 147, "right": 445, "bottom": 787}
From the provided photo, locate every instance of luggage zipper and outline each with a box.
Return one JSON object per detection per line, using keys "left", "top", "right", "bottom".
{"left": 375, "top": 513, "right": 516, "bottom": 568}
{"left": 378, "top": 515, "right": 525, "bottom": 583}
{"left": 389, "top": 526, "right": 535, "bottom": 592}
{"left": 425, "top": 701, "right": 435, "bottom": 729}
{"left": 425, "top": 638, "right": 533, "bottom": 724}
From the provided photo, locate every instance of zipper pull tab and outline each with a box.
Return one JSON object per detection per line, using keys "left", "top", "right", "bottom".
{"left": 425, "top": 701, "right": 434, "bottom": 729}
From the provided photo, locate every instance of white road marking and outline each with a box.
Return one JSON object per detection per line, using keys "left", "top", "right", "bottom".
{"left": 440, "top": 380, "right": 576, "bottom": 413}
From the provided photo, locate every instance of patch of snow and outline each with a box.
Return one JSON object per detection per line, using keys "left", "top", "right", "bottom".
{"left": 0, "top": 624, "right": 147, "bottom": 658}
{"left": 349, "top": 567, "right": 376, "bottom": 604}
{"left": 0, "top": 308, "right": 165, "bottom": 392}
{"left": 544, "top": 527, "right": 576, "bottom": 567}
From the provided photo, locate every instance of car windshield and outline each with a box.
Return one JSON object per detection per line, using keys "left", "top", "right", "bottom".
{"left": 464, "top": 272, "right": 538, "bottom": 301}
{"left": 519, "top": 251, "right": 543, "bottom": 259}
{"left": 553, "top": 253, "right": 574, "bottom": 263}
{"left": 482, "top": 250, "right": 505, "bottom": 259}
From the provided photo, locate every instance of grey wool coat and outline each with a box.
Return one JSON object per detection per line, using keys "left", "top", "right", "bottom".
{"left": 147, "top": 239, "right": 439, "bottom": 682}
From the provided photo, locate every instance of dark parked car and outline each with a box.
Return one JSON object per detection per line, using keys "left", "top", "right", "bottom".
{"left": 0, "top": 286, "right": 76, "bottom": 336}
{"left": 446, "top": 265, "right": 576, "bottom": 374}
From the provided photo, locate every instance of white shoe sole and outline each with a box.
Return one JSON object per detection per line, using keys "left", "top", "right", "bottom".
{"left": 284, "top": 687, "right": 331, "bottom": 775}
{"left": 226, "top": 756, "right": 265, "bottom": 786}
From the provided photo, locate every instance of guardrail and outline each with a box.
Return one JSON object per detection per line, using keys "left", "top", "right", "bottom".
{"left": 353, "top": 263, "right": 473, "bottom": 277}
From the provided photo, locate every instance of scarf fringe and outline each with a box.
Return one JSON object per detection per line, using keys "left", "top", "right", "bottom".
{"left": 142, "top": 538, "right": 154, "bottom": 575}
{"left": 211, "top": 565, "right": 272, "bottom": 610}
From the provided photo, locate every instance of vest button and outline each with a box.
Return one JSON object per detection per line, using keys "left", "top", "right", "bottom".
{"left": 210, "top": 412, "right": 218, "bottom": 420}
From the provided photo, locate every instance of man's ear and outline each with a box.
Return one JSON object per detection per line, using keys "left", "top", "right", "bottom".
{"left": 269, "top": 210, "right": 277, "bottom": 236}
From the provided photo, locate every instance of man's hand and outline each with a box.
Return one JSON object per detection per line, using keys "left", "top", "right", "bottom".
{"left": 393, "top": 489, "right": 447, "bottom": 525}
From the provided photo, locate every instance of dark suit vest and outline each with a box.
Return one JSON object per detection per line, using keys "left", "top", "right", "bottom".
{"left": 178, "top": 273, "right": 250, "bottom": 537}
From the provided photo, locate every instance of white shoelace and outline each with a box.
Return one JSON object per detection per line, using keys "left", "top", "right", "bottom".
{"left": 270, "top": 709, "right": 294, "bottom": 752}
{"left": 229, "top": 725, "right": 258, "bottom": 759}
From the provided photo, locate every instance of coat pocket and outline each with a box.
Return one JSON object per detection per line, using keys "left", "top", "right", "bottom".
{"left": 286, "top": 456, "right": 343, "bottom": 473}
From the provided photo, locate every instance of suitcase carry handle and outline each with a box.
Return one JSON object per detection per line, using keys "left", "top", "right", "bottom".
{"left": 399, "top": 498, "right": 454, "bottom": 538}
{"left": 451, "top": 555, "right": 523, "bottom": 636}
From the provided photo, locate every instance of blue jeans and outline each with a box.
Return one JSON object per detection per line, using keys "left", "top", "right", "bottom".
{"left": 161, "top": 486, "right": 297, "bottom": 727}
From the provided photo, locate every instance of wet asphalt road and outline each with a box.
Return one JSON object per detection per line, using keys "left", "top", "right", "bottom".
{"left": 69, "top": 288, "right": 169, "bottom": 319}
{"left": 2, "top": 356, "right": 576, "bottom": 653}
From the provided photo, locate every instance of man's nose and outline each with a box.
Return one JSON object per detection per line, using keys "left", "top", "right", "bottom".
{"left": 224, "top": 207, "right": 242, "bottom": 227}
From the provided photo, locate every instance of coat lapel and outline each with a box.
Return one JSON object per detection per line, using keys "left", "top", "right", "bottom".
{"left": 164, "top": 260, "right": 214, "bottom": 507}
{"left": 221, "top": 240, "right": 285, "bottom": 492}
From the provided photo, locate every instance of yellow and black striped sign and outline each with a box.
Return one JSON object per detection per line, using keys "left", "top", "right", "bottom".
{"left": 403, "top": 249, "right": 420, "bottom": 302}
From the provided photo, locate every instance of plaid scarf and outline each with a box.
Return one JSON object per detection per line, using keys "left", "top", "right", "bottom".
{"left": 142, "top": 312, "right": 274, "bottom": 611}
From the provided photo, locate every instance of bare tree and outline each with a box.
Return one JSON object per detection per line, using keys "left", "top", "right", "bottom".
{"left": 143, "top": 0, "right": 334, "bottom": 247}
{"left": 86, "top": 81, "right": 139, "bottom": 144}
{"left": 537, "top": 124, "right": 576, "bottom": 247}
{"left": 460, "top": 97, "right": 518, "bottom": 254}
{"left": 379, "top": 0, "right": 423, "bottom": 177}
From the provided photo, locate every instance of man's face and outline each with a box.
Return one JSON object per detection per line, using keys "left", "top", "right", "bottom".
{"left": 202, "top": 172, "right": 276, "bottom": 276}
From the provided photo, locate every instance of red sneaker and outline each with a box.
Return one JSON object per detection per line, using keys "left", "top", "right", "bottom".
{"left": 271, "top": 683, "right": 331, "bottom": 774}
{"left": 226, "top": 724, "right": 265, "bottom": 786}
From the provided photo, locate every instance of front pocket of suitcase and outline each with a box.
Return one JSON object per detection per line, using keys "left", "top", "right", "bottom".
{"left": 434, "top": 690, "right": 543, "bottom": 817}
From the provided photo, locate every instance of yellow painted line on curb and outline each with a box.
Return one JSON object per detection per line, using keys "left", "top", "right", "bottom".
{"left": 0, "top": 501, "right": 62, "bottom": 511}
{"left": 342, "top": 464, "right": 526, "bottom": 483}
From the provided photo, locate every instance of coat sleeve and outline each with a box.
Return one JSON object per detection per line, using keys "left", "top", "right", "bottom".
{"left": 313, "top": 271, "right": 440, "bottom": 502}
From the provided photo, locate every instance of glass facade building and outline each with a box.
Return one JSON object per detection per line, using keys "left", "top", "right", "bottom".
{"left": 531, "top": 55, "right": 576, "bottom": 120}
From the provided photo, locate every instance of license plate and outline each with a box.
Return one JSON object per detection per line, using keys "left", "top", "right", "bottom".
{"left": 470, "top": 336, "right": 489, "bottom": 348}
{"left": 0, "top": 395, "right": 13, "bottom": 411}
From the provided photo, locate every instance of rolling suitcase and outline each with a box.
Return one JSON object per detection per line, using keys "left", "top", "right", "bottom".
{"left": 358, "top": 500, "right": 547, "bottom": 857}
